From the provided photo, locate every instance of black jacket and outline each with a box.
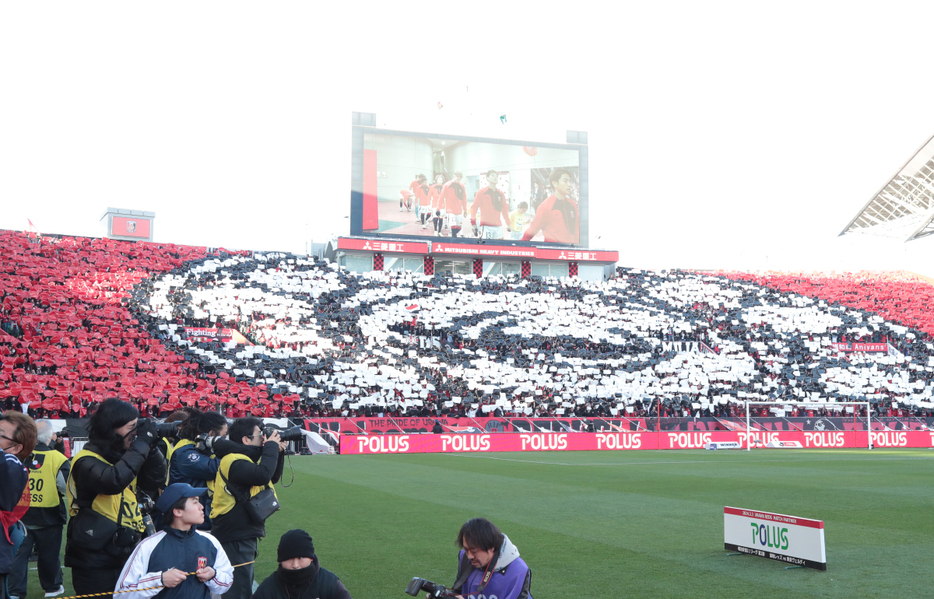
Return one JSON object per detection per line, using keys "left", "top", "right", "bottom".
{"left": 0, "top": 451, "right": 29, "bottom": 575}
{"left": 64, "top": 438, "right": 166, "bottom": 570}
{"left": 251, "top": 557, "right": 351, "bottom": 599}
{"left": 211, "top": 441, "right": 284, "bottom": 544}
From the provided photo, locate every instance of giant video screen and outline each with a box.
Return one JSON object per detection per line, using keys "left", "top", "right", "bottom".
{"left": 350, "top": 128, "right": 587, "bottom": 247}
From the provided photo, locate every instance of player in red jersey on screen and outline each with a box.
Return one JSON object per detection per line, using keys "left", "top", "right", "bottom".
{"left": 412, "top": 175, "right": 431, "bottom": 229}
{"left": 469, "top": 170, "right": 510, "bottom": 240}
{"left": 521, "top": 168, "right": 579, "bottom": 244}
{"left": 429, "top": 175, "right": 444, "bottom": 207}
{"left": 436, "top": 172, "right": 467, "bottom": 237}
{"left": 399, "top": 189, "right": 414, "bottom": 212}
{"left": 400, "top": 175, "right": 419, "bottom": 212}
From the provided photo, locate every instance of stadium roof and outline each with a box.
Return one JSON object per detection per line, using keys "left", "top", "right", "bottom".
{"left": 840, "top": 133, "right": 934, "bottom": 242}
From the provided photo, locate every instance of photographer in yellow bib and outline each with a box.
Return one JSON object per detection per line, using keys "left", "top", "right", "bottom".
{"left": 210, "top": 417, "right": 286, "bottom": 599}
{"left": 64, "top": 399, "right": 166, "bottom": 599}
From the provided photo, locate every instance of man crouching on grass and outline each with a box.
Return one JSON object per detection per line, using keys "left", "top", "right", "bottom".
{"left": 115, "top": 483, "right": 234, "bottom": 599}
{"left": 450, "top": 518, "right": 532, "bottom": 599}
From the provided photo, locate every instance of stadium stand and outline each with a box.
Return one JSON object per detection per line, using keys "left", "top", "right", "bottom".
{"left": 2, "top": 230, "right": 934, "bottom": 426}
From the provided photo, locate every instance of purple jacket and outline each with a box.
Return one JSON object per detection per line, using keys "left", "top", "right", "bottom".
{"left": 454, "top": 535, "right": 532, "bottom": 599}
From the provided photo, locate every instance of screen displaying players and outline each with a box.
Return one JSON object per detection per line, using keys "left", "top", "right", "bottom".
{"left": 356, "top": 131, "right": 583, "bottom": 246}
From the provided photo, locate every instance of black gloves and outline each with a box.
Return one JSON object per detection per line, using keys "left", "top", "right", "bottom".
{"left": 135, "top": 419, "right": 158, "bottom": 446}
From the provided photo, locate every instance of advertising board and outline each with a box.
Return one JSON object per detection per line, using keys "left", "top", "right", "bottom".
{"left": 333, "top": 430, "right": 934, "bottom": 454}
{"left": 724, "top": 506, "right": 827, "bottom": 570}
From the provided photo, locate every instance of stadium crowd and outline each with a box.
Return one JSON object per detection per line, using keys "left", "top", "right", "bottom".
{"left": 3, "top": 230, "right": 934, "bottom": 424}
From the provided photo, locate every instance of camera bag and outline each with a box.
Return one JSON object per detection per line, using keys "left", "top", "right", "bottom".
{"left": 219, "top": 469, "right": 280, "bottom": 524}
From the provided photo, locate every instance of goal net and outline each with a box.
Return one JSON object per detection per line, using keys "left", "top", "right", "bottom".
{"left": 743, "top": 401, "right": 872, "bottom": 451}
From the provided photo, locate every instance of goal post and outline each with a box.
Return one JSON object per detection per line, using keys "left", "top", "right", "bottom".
{"left": 743, "top": 401, "right": 872, "bottom": 451}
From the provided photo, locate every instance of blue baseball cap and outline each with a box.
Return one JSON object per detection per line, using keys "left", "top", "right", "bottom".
{"left": 157, "top": 483, "right": 207, "bottom": 514}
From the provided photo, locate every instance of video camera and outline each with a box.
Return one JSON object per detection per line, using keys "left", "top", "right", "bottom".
{"left": 404, "top": 578, "right": 459, "bottom": 598}
{"left": 263, "top": 425, "right": 304, "bottom": 443}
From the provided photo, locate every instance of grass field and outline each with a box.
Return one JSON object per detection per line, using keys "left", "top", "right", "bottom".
{"left": 23, "top": 448, "right": 934, "bottom": 599}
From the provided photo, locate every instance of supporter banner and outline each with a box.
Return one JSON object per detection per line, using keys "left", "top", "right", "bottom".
{"left": 724, "top": 507, "right": 826, "bottom": 570}
{"left": 184, "top": 327, "right": 250, "bottom": 345}
{"left": 337, "top": 430, "right": 934, "bottom": 454}
{"left": 831, "top": 342, "right": 888, "bottom": 352}
{"left": 338, "top": 238, "right": 429, "bottom": 254}
{"left": 305, "top": 416, "right": 934, "bottom": 436}
{"left": 304, "top": 416, "right": 647, "bottom": 436}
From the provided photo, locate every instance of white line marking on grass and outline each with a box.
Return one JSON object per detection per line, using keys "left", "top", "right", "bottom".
{"left": 441, "top": 453, "right": 934, "bottom": 467}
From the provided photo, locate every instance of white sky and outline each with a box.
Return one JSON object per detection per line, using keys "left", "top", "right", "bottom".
{"left": 3, "top": 2, "right": 934, "bottom": 275}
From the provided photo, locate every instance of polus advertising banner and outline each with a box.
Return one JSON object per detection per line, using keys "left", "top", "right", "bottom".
{"left": 724, "top": 506, "right": 826, "bottom": 570}
{"left": 337, "top": 430, "right": 934, "bottom": 455}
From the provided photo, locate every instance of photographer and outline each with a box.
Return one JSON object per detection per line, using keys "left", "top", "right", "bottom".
{"left": 64, "top": 399, "right": 167, "bottom": 599}
{"left": 450, "top": 518, "right": 532, "bottom": 599}
{"left": 210, "top": 418, "right": 286, "bottom": 599}
{"left": 169, "top": 409, "right": 229, "bottom": 531}
{"left": 1, "top": 411, "right": 37, "bottom": 599}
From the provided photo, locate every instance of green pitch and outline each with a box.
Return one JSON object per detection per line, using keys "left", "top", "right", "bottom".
{"left": 30, "top": 449, "right": 934, "bottom": 599}
{"left": 265, "top": 449, "right": 933, "bottom": 599}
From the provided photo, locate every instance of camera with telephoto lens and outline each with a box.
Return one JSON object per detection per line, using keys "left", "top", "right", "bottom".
{"left": 138, "top": 492, "right": 156, "bottom": 537}
{"left": 263, "top": 425, "right": 304, "bottom": 443}
{"left": 404, "top": 578, "right": 459, "bottom": 598}
{"left": 138, "top": 418, "right": 181, "bottom": 438}
{"left": 196, "top": 433, "right": 225, "bottom": 455}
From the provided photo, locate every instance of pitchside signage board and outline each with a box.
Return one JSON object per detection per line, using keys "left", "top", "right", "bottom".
{"left": 723, "top": 506, "right": 827, "bottom": 570}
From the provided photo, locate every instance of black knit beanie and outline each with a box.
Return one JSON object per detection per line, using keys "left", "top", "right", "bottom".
{"left": 278, "top": 529, "right": 316, "bottom": 562}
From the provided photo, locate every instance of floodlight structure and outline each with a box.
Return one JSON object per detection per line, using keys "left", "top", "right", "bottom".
{"left": 840, "top": 134, "right": 934, "bottom": 242}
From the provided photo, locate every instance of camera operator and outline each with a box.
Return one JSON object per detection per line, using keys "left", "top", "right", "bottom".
{"left": 64, "top": 399, "right": 167, "bottom": 599}
{"left": 210, "top": 418, "right": 286, "bottom": 599}
{"left": 450, "top": 518, "right": 532, "bottom": 599}
{"left": 1, "top": 411, "right": 37, "bottom": 599}
{"left": 169, "top": 409, "right": 229, "bottom": 531}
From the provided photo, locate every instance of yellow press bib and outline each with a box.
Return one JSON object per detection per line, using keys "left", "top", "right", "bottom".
{"left": 66, "top": 449, "right": 145, "bottom": 533}
{"left": 210, "top": 453, "right": 278, "bottom": 519}
{"left": 18, "top": 449, "right": 67, "bottom": 509}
